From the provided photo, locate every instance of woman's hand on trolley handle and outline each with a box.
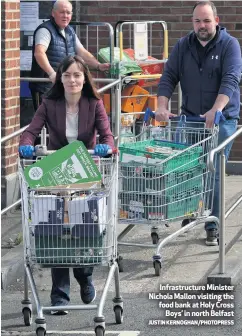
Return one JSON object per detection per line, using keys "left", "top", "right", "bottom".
{"left": 19, "top": 145, "right": 34, "bottom": 158}
{"left": 94, "top": 144, "right": 111, "bottom": 157}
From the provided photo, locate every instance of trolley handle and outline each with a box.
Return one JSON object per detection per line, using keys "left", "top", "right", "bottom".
{"left": 144, "top": 108, "right": 225, "bottom": 126}
{"left": 34, "top": 146, "right": 118, "bottom": 157}
{"left": 87, "top": 148, "right": 118, "bottom": 155}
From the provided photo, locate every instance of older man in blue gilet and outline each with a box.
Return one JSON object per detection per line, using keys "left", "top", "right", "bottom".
{"left": 30, "top": 0, "right": 109, "bottom": 110}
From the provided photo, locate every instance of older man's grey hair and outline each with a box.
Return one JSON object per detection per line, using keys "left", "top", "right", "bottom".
{"left": 53, "top": 0, "right": 72, "bottom": 11}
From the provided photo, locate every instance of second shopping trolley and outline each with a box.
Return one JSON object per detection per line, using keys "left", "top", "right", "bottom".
{"left": 117, "top": 110, "right": 221, "bottom": 276}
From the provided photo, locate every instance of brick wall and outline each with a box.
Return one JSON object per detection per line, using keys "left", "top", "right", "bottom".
{"left": 1, "top": 0, "right": 20, "bottom": 208}
{"left": 77, "top": 0, "right": 242, "bottom": 161}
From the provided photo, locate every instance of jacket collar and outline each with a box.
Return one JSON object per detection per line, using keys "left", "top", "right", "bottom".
{"left": 187, "top": 26, "right": 222, "bottom": 63}
{"left": 50, "top": 16, "right": 62, "bottom": 33}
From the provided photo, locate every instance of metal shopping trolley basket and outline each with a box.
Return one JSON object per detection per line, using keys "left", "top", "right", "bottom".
{"left": 117, "top": 109, "right": 221, "bottom": 276}
{"left": 18, "top": 147, "right": 122, "bottom": 336}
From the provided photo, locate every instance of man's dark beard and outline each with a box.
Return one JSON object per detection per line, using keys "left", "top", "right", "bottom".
{"left": 195, "top": 29, "right": 215, "bottom": 41}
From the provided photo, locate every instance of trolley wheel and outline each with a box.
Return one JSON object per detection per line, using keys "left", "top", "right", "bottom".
{"left": 23, "top": 307, "right": 32, "bottom": 326}
{"left": 114, "top": 306, "right": 123, "bottom": 324}
{"left": 181, "top": 218, "right": 193, "bottom": 227}
{"left": 95, "top": 326, "right": 105, "bottom": 336}
{"left": 36, "top": 327, "right": 46, "bottom": 336}
{"left": 154, "top": 261, "right": 161, "bottom": 276}
{"left": 151, "top": 232, "right": 159, "bottom": 245}
{"left": 118, "top": 255, "right": 124, "bottom": 272}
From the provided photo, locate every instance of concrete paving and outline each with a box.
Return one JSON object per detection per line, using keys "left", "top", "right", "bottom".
{"left": 1, "top": 175, "right": 242, "bottom": 335}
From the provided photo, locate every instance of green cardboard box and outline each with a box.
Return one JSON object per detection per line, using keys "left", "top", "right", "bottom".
{"left": 24, "top": 141, "right": 102, "bottom": 190}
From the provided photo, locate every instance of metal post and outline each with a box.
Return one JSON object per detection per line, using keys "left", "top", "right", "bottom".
{"left": 219, "top": 149, "right": 226, "bottom": 274}
{"left": 114, "top": 80, "right": 121, "bottom": 147}
{"left": 178, "top": 82, "right": 182, "bottom": 115}
{"left": 24, "top": 269, "right": 29, "bottom": 300}
{"left": 168, "top": 99, "right": 171, "bottom": 112}
{"left": 75, "top": 1, "right": 81, "bottom": 35}
{"left": 40, "top": 127, "right": 47, "bottom": 147}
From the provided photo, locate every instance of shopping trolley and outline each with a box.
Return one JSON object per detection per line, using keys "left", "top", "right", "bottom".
{"left": 117, "top": 109, "right": 222, "bottom": 276}
{"left": 18, "top": 146, "right": 122, "bottom": 336}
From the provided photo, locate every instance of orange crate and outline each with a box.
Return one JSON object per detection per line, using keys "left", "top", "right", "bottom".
{"left": 103, "top": 93, "right": 111, "bottom": 115}
{"left": 121, "top": 84, "right": 149, "bottom": 113}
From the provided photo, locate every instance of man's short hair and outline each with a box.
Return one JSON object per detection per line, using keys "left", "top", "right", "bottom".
{"left": 192, "top": 1, "right": 217, "bottom": 17}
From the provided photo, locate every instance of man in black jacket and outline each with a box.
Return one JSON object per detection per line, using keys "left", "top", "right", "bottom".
{"left": 30, "top": 0, "right": 109, "bottom": 110}
{"left": 156, "top": 1, "right": 241, "bottom": 246}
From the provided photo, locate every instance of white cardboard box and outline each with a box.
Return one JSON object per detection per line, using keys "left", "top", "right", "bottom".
{"left": 31, "top": 195, "right": 64, "bottom": 224}
{"left": 68, "top": 194, "right": 107, "bottom": 236}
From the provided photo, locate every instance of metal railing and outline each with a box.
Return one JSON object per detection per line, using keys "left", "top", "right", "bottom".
{"left": 208, "top": 125, "right": 242, "bottom": 274}
{"left": 2, "top": 83, "right": 242, "bottom": 217}
{"left": 1, "top": 76, "right": 121, "bottom": 215}
{"left": 20, "top": 77, "right": 115, "bottom": 83}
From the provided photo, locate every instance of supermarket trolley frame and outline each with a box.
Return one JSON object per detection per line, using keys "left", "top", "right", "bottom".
{"left": 18, "top": 148, "right": 122, "bottom": 336}
{"left": 114, "top": 20, "right": 169, "bottom": 143}
{"left": 117, "top": 111, "right": 222, "bottom": 276}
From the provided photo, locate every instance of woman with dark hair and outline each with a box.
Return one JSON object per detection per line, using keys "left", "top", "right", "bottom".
{"left": 19, "top": 55, "right": 114, "bottom": 314}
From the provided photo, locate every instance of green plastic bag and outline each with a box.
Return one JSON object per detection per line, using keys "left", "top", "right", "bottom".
{"left": 98, "top": 47, "right": 142, "bottom": 76}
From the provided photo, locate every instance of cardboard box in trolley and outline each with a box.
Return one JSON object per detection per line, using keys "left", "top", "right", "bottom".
{"left": 23, "top": 141, "right": 102, "bottom": 190}
{"left": 31, "top": 194, "right": 64, "bottom": 225}
{"left": 68, "top": 194, "right": 107, "bottom": 237}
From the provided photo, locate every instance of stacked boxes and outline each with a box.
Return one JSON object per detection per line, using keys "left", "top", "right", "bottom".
{"left": 68, "top": 194, "right": 106, "bottom": 237}
{"left": 119, "top": 173, "right": 203, "bottom": 221}
{"left": 31, "top": 194, "right": 64, "bottom": 225}
{"left": 32, "top": 193, "right": 107, "bottom": 265}
{"left": 24, "top": 141, "right": 107, "bottom": 264}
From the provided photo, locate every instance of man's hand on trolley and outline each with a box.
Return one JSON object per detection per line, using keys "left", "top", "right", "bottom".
{"left": 19, "top": 145, "right": 34, "bottom": 158}
{"left": 48, "top": 71, "right": 56, "bottom": 84}
{"left": 155, "top": 106, "right": 176, "bottom": 122}
{"left": 98, "top": 63, "right": 110, "bottom": 72}
{"left": 200, "top": 109, "right": 217, "bottom": 128}
{"left": 94, "top": 144, "right": 111, "bottom": 157}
